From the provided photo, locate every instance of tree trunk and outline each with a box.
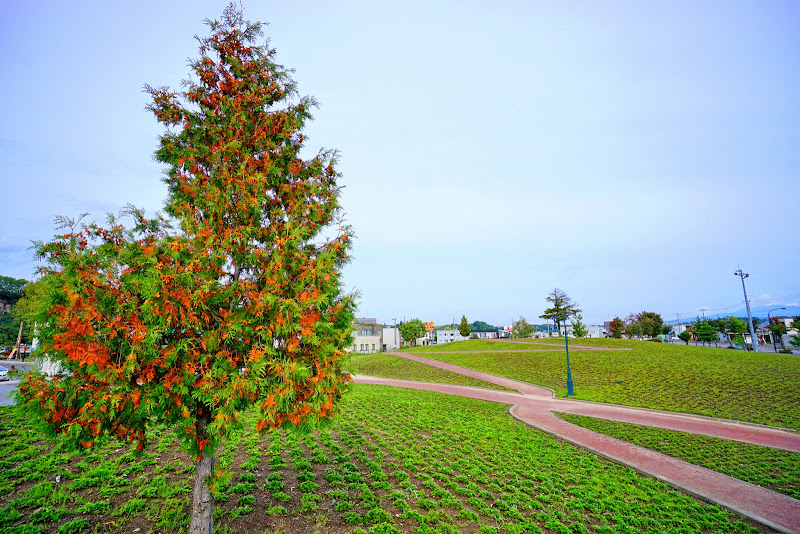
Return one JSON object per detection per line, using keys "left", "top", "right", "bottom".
{"left": 190, "top": 413, "right": 214, "bottom": 534}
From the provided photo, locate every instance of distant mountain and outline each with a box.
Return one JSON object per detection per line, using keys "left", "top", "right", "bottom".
{"left": 674, "top": 303, "right": 800, "bottom": 323}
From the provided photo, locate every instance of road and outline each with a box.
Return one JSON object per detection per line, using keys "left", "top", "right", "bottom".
{"left": 0, "top": 378, "right": 19, "bottom": 406}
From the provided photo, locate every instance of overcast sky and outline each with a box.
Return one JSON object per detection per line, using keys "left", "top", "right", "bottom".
{"left": 2, "top": 1, "right": 798, "bottom": 326}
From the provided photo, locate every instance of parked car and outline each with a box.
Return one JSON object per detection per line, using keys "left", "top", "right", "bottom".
{"left": 0, "top": 365, "right": 9, "bottom": 381}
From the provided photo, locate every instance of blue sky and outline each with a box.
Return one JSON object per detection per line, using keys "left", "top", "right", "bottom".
{"left": 1, "top": 1, "right": 798, "bottom": 326}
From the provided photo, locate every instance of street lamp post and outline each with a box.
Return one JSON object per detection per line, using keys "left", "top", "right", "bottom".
{"left": 564, "top": 317, "right": 574, "bottom": 396}
{"left": 768, "top": 307, "right": 786, "bottom": 353}
{"left": 734, "top": 268, "right": 759, "bottom": 353}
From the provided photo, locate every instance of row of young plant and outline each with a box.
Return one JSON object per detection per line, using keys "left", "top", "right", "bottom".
{"left": 0, "top": 404, "right": 193, "bottom": 533}
{"left": 1, "top": 385, "right": 767, "bottom": 533}
{"left": 404, "top": 340, "right": 800, "bottom": 429}
{"left": 555, "top": 413, "right": 800, "bottom": 501}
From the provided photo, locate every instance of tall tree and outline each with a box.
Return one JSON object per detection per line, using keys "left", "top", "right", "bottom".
{"left": 459, "top": 315, "right": 471, "bottom": 337}
{"left": 539, "top": 288, "right": 581, "bottom": 333}
{"left": 400, "top": 319, "right": 426, "bottom": 345}
{"left": 608, "top": 317, "right": 625, "bottom": 339}
{"left": 571, "top": 314, "right": 588, "bottom": 338}
{"left": 17, "top": 6, "right": 355, "bottom": 533}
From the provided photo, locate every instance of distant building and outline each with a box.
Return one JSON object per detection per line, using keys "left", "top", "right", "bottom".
{"left": 436, "top": 330, "right": 470, "bottom": 344}
{"left": 351, "top": 318, "right": 382, "bottom": 354}
{"left": 587, "top": 325, "right": 604, "bottom": 338}
{"left": 350, "top": 318, "right": 404, "bottom": 353}
{"left": 471, "top": 329, "right": 500, "bottom": 339}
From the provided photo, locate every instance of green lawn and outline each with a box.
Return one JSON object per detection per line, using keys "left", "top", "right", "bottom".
{"left": 0, "top": 386, "right": 765, "bottom": 533}
{"left": 347, "top": 352, "right": 515, "bottom": 391}
{"left": 403, "top": 340, "right": 800, "bottom": 429}
{"left": 556, "top": 413, "right": 800, "bottom": 500}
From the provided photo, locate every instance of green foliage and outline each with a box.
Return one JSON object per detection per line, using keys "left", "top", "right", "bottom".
{"left": 694, "top": 321, "right": 718, "bottom": 346}
{"left": 347, "top": 352, "right": 514, "bottom": 391}
{"left": 399, "top": 319, "right": 426, "bottom": 345}
{"left": 18, "top": 8, "right": 356, "bottom": 533}
{"left": 767, "top": 317, "right": 787, "bottom": 340}
{"left": 678, "top": 330, "right": 692, "bottom": 345}
{"left": 539, "top": 289, "right": 580, "bottom": 332}
{"left": 458, "top": 316, "right": 471, "bottom": 337}
{"left": 56, "top": 518, "right": 89, "bottom": 534}
{"left": 0, "top": 275, "right": 27, "bottom": 305}
{"left": 511, "top": 316, "right": 534, "bottom": 338}
{"left": 469, "top": 320, "right": 497, "bottom": 331}
{"left": 571, "top": 315, "right": 588, "bottom": 338}
{"left": 788, "top": 317, "right": 800, "bottom": 348}
{"left": 625, "top": 311, "right": 664, "bottom": 339}
{"left": 727, "top": 316, "right": 748, "bottom": 335}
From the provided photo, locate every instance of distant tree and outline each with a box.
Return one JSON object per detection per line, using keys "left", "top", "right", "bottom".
{"left": 608, "top": 317, "right": 625, "bottom": 339}
{"left": 0, "top": 275, "right": 27, "bottom": 305}
{"left": 400, "top": 319, "right": 426, "bottom": 345}
{"left": 459, "top": 316, "right": 471, "bottom": 337}
{"left": 678, "top": 330, "right": 693, "bottom": 345}
{"left": 632, "top": 311, "right": 664, "bottom": 339}
{"left": 470, "top": 320, "right": 496, "bottom": 331}
{"left": 571, "top": 314, "right": 588, "bottom": 338}
{"left": 624, "top": 313, "right": 644, "bottom": 339}
{"left": 694, "top": 321, "right": 718, "bottom": 347}
{"left": 726, "top": 317, "right": 749, "bottom": 350}
{"left": 539, "top": 288, "right": 581, "bottom": 333}
{"left": 767, "top": 317, "right": 787, "bottom": 348}
{"left": 788, "top": 317, "right": 800, "bottom": 349}
{"left": 708, "top": 318, "right": 728, "bottom": 336}
{"left": 0, "top": 276, "right": 30, "bottom": 345}
{"left": 512, "top": 316, "right": 535, "bottom": 338}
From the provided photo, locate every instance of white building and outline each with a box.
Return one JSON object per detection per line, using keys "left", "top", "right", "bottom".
{"left": 436, "top": 330, "right": 470, "bottom": 344}
{"left": 587, "top": 325, "right": 604, "bottom": 338}
{"left": 382, "top": 327, "right": 401, "bottom": 351}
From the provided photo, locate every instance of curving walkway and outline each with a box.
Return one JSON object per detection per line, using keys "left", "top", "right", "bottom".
{"left": 352, "top": 351, "right": 800, "bottom": 534}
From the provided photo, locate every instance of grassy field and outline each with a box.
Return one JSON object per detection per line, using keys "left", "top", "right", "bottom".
{"left": 0, "top": 386, "right": 768, "bottom": 534}
{"left": 403, "top": 340, "right": 800, "bottom": 429}
{"left": 556, "top": 413, "right": 800, "bottom": 500}
{"left": 346, "top": 353, "right": 515, "bottom": 391}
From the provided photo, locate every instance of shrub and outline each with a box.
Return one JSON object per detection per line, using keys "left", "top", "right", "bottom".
{"left": 57, "top": 519, "right": 89, "bottom": 534}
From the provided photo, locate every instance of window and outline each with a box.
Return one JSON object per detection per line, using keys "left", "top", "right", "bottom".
{"left": 360, "top": 344, "right": 364, "bottom": 351}
{"left": 372, "top": 344, "right": 375, "bottom": 351}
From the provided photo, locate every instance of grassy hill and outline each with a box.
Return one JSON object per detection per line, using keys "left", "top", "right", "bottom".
{"left": 403, "top": 339, "right": 800, "bottom": 430}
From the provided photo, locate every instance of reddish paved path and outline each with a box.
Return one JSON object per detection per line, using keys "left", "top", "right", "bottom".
{"left": 353, "top": 351, "right": 800, "bottom": 534}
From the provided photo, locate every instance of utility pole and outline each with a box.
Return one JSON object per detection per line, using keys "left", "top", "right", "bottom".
{"left": 734, "top": 268, "right": 759, "bottom": 353}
